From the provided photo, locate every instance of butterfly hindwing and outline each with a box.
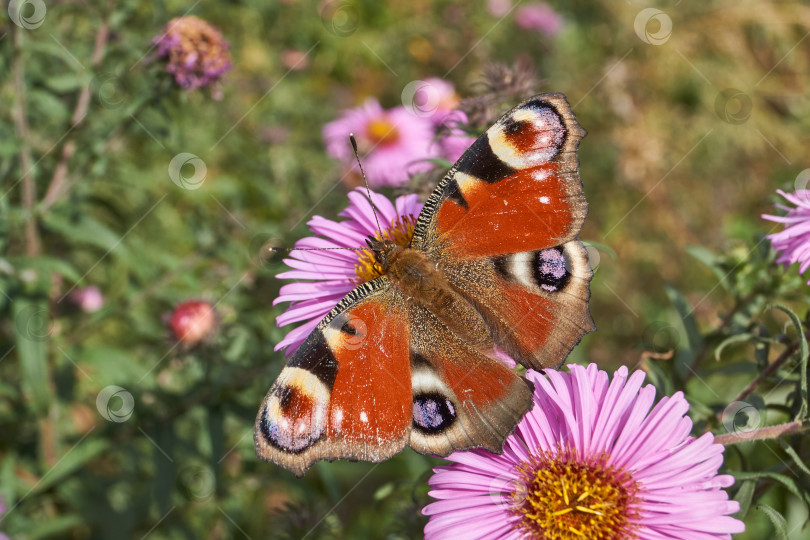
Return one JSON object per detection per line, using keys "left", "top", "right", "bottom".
{"left": 407, "top": 302, "right": 534, "bottom": 455}
{"left": 443, "top": 240, "right": 594, "bottom": 370}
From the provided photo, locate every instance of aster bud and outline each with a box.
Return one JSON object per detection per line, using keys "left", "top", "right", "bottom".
{"left": 168, "top": 300, "right": 217, "bottom": 346}
{"left": 70, "top": 286, "right": 104, "bottom": 313}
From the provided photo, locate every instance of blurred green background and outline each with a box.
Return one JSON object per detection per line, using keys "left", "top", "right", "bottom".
{"left": 2, "top": 1, "right": 810, "bottom": 538}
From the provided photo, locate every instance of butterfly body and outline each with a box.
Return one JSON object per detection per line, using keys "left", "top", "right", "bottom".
{"left": 257, "top": 93, "right": 594, "bottom": 476}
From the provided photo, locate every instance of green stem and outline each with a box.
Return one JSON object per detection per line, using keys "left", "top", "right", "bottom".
{"left": 12, "top": 26, "right": 39, "bottom": 257}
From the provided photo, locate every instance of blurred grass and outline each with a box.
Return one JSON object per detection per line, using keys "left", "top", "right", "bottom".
{"left": 2, "top": 0, "right": 810, "bottom": 538}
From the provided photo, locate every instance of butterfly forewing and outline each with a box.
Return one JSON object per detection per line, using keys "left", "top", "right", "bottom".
{"left": 412, "top": 92, "right": 587, "bottom": 256}
{"left": 255, "top": 279, "right": 412, "bottom": 476}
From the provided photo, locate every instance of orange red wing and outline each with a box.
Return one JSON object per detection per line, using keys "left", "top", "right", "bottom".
{"left": 411, "top": 93, "right": 587, "bottom": 258}
{"left": 411, "top": 93, "right": 594, "bottom": 370}
{"left": 255, "top": 278, "right": 537, "bottom": 476}
{"left": 255, "top": 279, "right": 413, "bottom": 476}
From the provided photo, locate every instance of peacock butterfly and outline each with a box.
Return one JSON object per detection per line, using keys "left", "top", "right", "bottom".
{"left": 255, "top": 93, "right": 594, "bottom": 476}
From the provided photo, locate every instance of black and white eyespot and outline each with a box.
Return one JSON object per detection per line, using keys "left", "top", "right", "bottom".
{"left": 410, "top": 359, "right": 458, "bottom": 434}
{"left": 413, "top": 392, "right": 456, "bottom": 434}
{"left": 533, "top": 247, "right": 570, "bottom": 292}
{"left": 494, "top": 246, "right": 572, "bottom": 293}
{"left": 488, "top": 103, "right": 566, "bottom": 170}
{"left": 259, "top": 367, "right": 330, "bottom": 453}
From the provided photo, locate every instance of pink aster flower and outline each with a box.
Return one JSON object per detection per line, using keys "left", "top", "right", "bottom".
{"left": 404, "top": 78, "right": 462, "bottom": 125}
{"left": 515, "top": 3, "right": 564, "bottom": 36}
{"left": 274, "top": 188, "right": 423, "bottom": 354}
{"left": 435, "top": 110, "right": 477, "bottom": 163}
{"left": 487, "top": 0, "right": 513, "bottom": 17}
{"left": 423, "top": 364, "right": 745, "bottom": 539}
{"left": 154, "top": 16, "right": 232, "bottom": 96}
{"left": 323, "top": 99, "right": 439, "bottom": 187}
{"left": 762, "top": 189, "right": 810, "bottom": 284}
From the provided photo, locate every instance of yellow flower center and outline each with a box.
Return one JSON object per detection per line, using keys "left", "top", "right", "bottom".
{"left": 365, "top": 118, "right": 400, "bottom": 147}
{"left": 353, "top": 215, "right": 417, "bottom": 283}
{"left": 511, "top": 448, "right": 639, "bottom": 540}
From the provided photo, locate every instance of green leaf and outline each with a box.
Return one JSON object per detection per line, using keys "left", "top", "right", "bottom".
{"left": 41, "top": 213, "right": 128, "bottom": 256}
{"left": 12, "top": 297, "right": 51, "bottom": 415}
{"left": 665, "top": 285, "right": 705, "bottom": 378}
{"left": 770, "top": 304, "right": 808, "bottom": 419}
{"left": 754, "top": 503, "right": 789, "bottom": 539}
{"left": 44, "top": 72, "right": 93, "bottom": 93}
{"left": 374, "top": 482, "right": 394, "bottom": 501}
{"left": 27, "top": 514, "right": 84, "bottom": 539}
{"left": 23, "top": 41, "right": 88, "bottom": 72}
{"left": 778, "top": 439, "right": 810, "bottom": 478}
{"left": 733, "top": 480, "right": 755, "bottom": 520}
{"left": 732, "top": 471, "right": 810, "bottom": 504}
{"left": 222, "top": 327, "right": 249, "bottom": 362}
{"left": 33, "top": 438, "right": 108, "bottom": 494}
{"left": 641, "top": 357, "right": 675, "bottom": 396}
{"left": 715, "top": 333, "right": 754, "bottom": 362}
{"left": 11, "top": 256, "right": 82, "bottom": 283}
{"left": 686, "top": 245, "right": 728, "bottom": 286}
{"left": 422, "top": 157, "right": 454, "bottom": 168}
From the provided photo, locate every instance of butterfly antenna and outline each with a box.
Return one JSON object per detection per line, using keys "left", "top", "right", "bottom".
{"left": 350, "top": 134, "right": 384, "bottom": 239}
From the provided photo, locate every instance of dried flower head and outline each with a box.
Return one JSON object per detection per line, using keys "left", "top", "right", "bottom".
{"left": 154, "top": 15, "right": 232, "bottom": 97}
{"left": 459, "top": 59, "right": 540, "bottom": 129}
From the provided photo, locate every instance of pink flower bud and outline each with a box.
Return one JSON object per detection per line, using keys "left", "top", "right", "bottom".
{"left": 70, "top": 286, "right": 104, "bottom": 313}
{"left": 169, "top": 300, "right": 216, "bottom": 346}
